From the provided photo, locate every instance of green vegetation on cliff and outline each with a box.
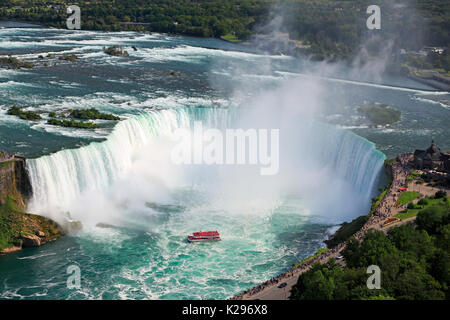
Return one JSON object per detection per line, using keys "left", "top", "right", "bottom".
{"left": 291, "top": 196, "right": 450, "bottom": 300}
{"left": 0, "top": 159, "right": 63, "bottom": 252}
{"left": 358, "top": 104, "right": 401, "bottom": 126}
{"left": 324, "top": 215, "right": 368, "bottom": 248}
{"left": 293, "top": 248, "right": 330, "bottom": 268}
{"left": 0, "top": 195, "right": 63, "bottom": 251}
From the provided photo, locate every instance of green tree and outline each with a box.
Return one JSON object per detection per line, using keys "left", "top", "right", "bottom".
{"left": 416, "top": 204, "right": 450, "bottom": 235}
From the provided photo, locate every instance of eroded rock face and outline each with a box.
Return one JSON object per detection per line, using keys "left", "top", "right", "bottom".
{"left": 15, "top": 157, "right": 32, "bottom": 200}
{"left": 0, "top": 157, "right": 32, "bottom": 209}
{"left": 21, "top": 234, "right": 41, "bottom": 247}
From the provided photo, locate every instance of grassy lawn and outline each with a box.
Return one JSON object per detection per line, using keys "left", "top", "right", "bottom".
{"left": 406, "top": 170, "right": 421, "bottom": 184}
{"left": 396, "top": 210, "right": 420, "bottom": 220}
{"left": 395, "top": 196, "right": 449, "bottom": 220}
{"left": 220, "top": 33, "right": 241, "bottom": 43}
{"left": 397, "top": 191, "right": 420, "bottom": 205}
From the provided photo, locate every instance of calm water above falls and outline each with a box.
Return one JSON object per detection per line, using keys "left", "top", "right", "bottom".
{"left": 0, "top": 24, "right": 449, "bottom": 299}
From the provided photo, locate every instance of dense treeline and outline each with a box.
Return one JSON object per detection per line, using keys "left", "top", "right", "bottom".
{"left": 403, "top": 50, "right": 450, "bottom": 73}
{"left": 290, "top": 195, "right": 450, "bottom": 300}
{"left": 282, "top": 0, "right": 449, "bottom": 62}
{"left": 0, "top": 0, "right": 264, "bottom": 38}
{"left": 0, "top": 0, "right": 449, "bottom": 62}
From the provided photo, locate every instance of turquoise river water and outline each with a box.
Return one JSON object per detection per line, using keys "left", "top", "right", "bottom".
{"left": 0, "top": 22, "right": 449, "bottom": 299}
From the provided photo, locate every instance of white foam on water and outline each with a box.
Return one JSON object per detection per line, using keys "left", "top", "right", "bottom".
{"left": 276, "top": 71, "right": 448, "bottom": 94}
{"left": 30, "top": 122, "right": 110, "bottom": 139}
{"left": 0, "top": 80, "right": 37, "bottom": 88}
{"left": 412, "top": 96, "right": 450, "bottom": 109}
{"left": 17, "top": 252, "right": 57, "bottom": 260}
{"left": 337, "top": 125, "right": 370, "bottom": 129}
{"left": 135, "top": 45, "right": 292, "bottom": 64}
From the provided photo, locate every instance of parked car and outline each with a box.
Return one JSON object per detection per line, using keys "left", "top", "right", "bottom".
{"left": 278, "top": 282, "right": 287, "bottom": 289}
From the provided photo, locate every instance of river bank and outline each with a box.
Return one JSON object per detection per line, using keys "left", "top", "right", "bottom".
{"left": 3, "top": 19, "right": 448, "bottom": 93}
{"left": 407, "top": 74, "right": 450, "bottom": 91}
{"left": 230, "top": 156, "right": 412, "bottom": 300}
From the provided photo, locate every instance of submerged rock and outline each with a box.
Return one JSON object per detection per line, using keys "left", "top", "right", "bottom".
{"left": 0, "top": 56, "right": 34, "bottom": 69}
{"left": 103, "top": 45, "right": 129, "bottom": 57}
{"left": 66, "top": 220, "right": 83, "bottom": 232}
{"left": 21, "top": 234, "right": 41, "bottom": 247}
{"left": 58, "top": 54, "right": 78, "bottom": 62}
{"left": 145, "top": 202, "right": 185, "bottom": 213}
{"left": 63, "top": 211, "right": 83, "bottom": 232}
{"left": 96, "top": 222, "right": 116, "bottom": 229}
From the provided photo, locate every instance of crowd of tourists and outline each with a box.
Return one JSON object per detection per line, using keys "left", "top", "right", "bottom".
{"left": 354, "top": 158, "right": 410, "bottom": 239}
{"left": 0, "top": 149, "right": 14, "bottom": 162}
{"left": 230, "top": 242, "right": 346, "bottom": 300}
{"left": 230, "top": 154, "right": 413, "bottom": 300}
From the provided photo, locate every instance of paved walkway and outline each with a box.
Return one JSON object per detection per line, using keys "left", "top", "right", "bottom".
{"left": 0, "top": 154, "right": 14, "bottom": 163}
{"left": 230, "top": 153, "right": 450, "bottom": 300}
{"left": 244, "top": 214, "right": 414, "bottom": 300}
{"left": 408, "top": 183, "right": 450, "bottom": 197}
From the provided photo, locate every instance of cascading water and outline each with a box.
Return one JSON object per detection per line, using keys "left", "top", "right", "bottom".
{"left": 3, "top": 24, "right": 448, "bottom": 301}
{"left": 27, "top": 109, "right": 191, "bottom": 219}
{"left": 27, "top": 107, "right": 385, "bottom": 225}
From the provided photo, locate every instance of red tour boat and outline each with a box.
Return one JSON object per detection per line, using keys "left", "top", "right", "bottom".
{"left": 187, "top": 231, "right": 221, "bottom": 243}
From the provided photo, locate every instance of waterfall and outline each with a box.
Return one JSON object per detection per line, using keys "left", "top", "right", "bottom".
{"left": 27, "top": 107, "right": 385, "bottom": 223}
{"left": 304, "top": 121, "right": 386, "bottom": 200}
{"left": 27, "top": 109, "right": 190, "bottom": 214}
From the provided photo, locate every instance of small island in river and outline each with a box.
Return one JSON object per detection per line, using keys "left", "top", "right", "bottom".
{"left": 357, "top": 104, "right": 401, "bottom": 126}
